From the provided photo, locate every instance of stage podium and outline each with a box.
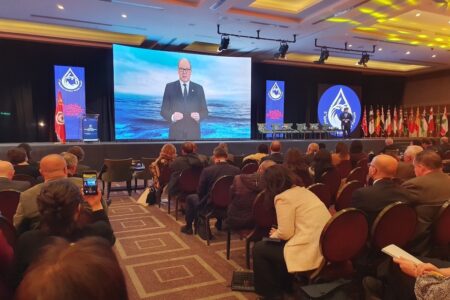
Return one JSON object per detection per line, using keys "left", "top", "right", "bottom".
{"left": 81, "top": 114, "right": 100, "bottom": 142}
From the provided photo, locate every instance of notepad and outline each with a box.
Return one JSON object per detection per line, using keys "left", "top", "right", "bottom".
{"left": 381, "top": 244, "right": 423, "bottom": 265}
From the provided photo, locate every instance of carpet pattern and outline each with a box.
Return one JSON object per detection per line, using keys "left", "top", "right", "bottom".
{"left": 108, "top": 189, "right": 257, "bottom": 300}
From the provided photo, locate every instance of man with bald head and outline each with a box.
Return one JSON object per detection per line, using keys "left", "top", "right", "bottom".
{"left": 161, "top": 58, "right": 208, "bottom": 140}
{"left": 13, "top": 154, "right": 83, "bottom": 230}
{"left": 260, "top": 141, "right": 283, "bottom": 164}
{"left": 0, "top": 160, "right": 30, "bottom": 191}
{"left": 351, "top": 154, "right": 412, "bottom": 226}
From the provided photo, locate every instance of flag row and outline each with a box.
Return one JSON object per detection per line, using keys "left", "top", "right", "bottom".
{"left": 361, "top": 105, "right": 449, "bottom": 138}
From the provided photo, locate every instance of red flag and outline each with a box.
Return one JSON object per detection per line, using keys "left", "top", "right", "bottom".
{"left": 428, "top": 107, "right": 435, "bottom": 136}
{"left": 441, "top": 106, "right": 448, "bottom": 137}
{"left": 55, "top": 91, "right": 66, "bottom": 144}
{"left": 361, "top": 106, "right": 368, "bottom": 137}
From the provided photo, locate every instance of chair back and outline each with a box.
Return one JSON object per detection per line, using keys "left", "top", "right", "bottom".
{"left": 356, "top": 158, "right": 369, "bottom": 170}
{"left": 0, "top": 190, "right": 21, "bottom": 223}
{"left": 0, "top": 215, "right": 17, "bottom": 248}
{"left": 242, "top": 159, "right": 258, "bottom": 167}
{"left": 178, "top": 167, "right": 203, "bottom": 194}
{"left": 101, "top": 158, "right": 133, "bottom": 182}
{"left": 320, "top": 168, "right": 341, "bottom": 201}
{"left": 295, "top": 169, "right": 313, "bottom": 187}
{"left": 335, "top": 180, "right": 364, "bottom": 211}
{"left": 337, "top": 160, "right": 352, "bottom": 179}
{"left": 135, "top": 157, "right": 156, "bottom": 179}
{"left": 371, "top": 201, "right": 417, "bottom": 250}
{"left": 12, "top": 173, "right": 37, "bottom": 186}
{"left": 158, "top": 164, "right": 173, "bottom": 187}
{"left": 432, "top": 200, "right": 450, "bottom": 247}
{"left": 210, "top": 175, "right": 235, "bottom": 209}
{"left": 346, "top": 167, "right": 366, "bottom": 184}
{"left": 320, "top": 208, "right": 368, "bottom": 263}
{"left": 307, "top": 183, "right": 332, "bottom": 208}
{"left": 141, "top": 157, "right": 156, "bottom": 169}
{"left": 241, "top": 162, "right": 258, "bottom": 174}
{"left": 252, "top": 191, "right": 277, "bottom": 229}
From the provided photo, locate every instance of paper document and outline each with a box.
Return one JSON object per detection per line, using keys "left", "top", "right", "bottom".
{"left": 381, "top": 244, "right": 423, "bottom": 265}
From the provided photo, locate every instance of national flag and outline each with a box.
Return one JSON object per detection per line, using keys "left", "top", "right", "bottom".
{"left": 408, "top": 107, "right": 415, "bottom": 136}
{"left": 420, "top": 107, "right": 428, "bottom": 137}
{"left": 369, "top": 106, "right": 375, "bottom": 136}
{"left": 375, "top": 108, "right": 381, "bottom": 136}
{"left": 393, "top": 106, "right": 398, "bottom": 136}
{"left": 441, "top": 106, "right": 448, "bottom": 136}
{"left": 414, "top": 107, "right": 421, "bottom": 137}
{"left": 361, "top": 106, "right": 368, "bottom": 137}
{"left": 55, "top": 91, "right": 66, "bottom": 144}
{"left": 398, "top": 107, "right": 404, "bottom": 136}
{"left": 381, "top": 106, "right": 385, "bottom": 136}
{"left": 386, "top": 107, "right": 392, "bottom": 136}
{"left": 428, "top": 107, "right": 435, "bottom": 136}
{"left": 403, "top": 108, "right": 409, "bottom": 137}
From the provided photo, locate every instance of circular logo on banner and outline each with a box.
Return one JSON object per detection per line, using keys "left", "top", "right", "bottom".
{"left": 317, "top": 85, "right": 361, "bottom": 136}
{"left": 58, "top": 68, "right": 83, "bottom": 92}
{"left": 268, "top": 82, "right": 283, "bottom": 101}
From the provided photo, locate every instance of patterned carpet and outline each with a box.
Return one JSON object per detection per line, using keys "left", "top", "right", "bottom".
{"left": 108, "top": 187, "right": 258, "bottom": 300}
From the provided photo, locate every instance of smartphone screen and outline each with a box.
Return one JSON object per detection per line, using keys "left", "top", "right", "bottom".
{"left": 82, "top": 172, "right": 98, "bottom": 195}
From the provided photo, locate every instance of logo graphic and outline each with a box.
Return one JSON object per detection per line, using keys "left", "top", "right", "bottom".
{"left": 317, "top": 85, "right": 361, "bottom": 136}
{"left": 55, "top": 111, "right": 64, "bottom": 125}
{"left": 268, "top": 82, "right": 283, "bottom": 101}
{"left": 58, "top": 68, "right": 83, "bottom": 92}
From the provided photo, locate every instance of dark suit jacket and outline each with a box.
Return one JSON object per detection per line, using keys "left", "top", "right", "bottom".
{"left": 351, "top": 178, "right": 412, "bottom": 227}
{"left": 261, "top": 152, "right": 284, "bottom": 164}
{"left": 14, "top": 165, "right": 40, "bottom": 179}
{"left": 396, "top": 162, "right": 415, "bottom": 181}
{"left": 161, "top": 80, "right": 208, "bottom": 140}
{"left": 167, "top": 153, "right": 204, "bottom": 197}
{"left": 0, "top": 177, "right": 30, "bottom": 192}
{"left": 197, "top": 162, "right": 240, "bottom": 205}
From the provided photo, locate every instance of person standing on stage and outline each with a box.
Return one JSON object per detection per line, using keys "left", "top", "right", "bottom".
{"left": 339, "top": 107, "right": 353, "bottom": 138}
{"left": 160, "top": 58, "right": 208, "bottom": 140}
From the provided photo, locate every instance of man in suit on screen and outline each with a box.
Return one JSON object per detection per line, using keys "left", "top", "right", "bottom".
{"left": 160, "top": 58, "right": 208, "bottom": 140}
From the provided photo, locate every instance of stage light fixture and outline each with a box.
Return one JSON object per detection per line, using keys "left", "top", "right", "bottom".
{"left": 218, "top": 35, "right": 230, "bottom": 52}
{"left": 275, "top": 42, "right": 289, "bottom": 59}
{"left": 314, "top": 47, "right": 329, "bottom": 64}
{"left": 358, "top": 52, "right": 370, "bottom": 67}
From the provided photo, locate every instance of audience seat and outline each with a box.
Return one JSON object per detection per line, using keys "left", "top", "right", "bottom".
{"left": 101, "top": 158, "right": 133, "bottom": 199}
{"left": 335, "top": 180, "right": 364, "bottom": 211}
{"left": 336, "top": 160, "right": 352, "bottom": 179}
{"left": 172, "top": 167, "right": 203, "bottom": 220}
{"left": 346, "top": 167, "right": 366, "bottom": 185}
{"left": 430, "top": 200, "right": 450, "bottom": 260}
{"left": 0, "top": 190, "right": 21, "bottom": 223}
{"left": 133, "top": 157, "right": 156, "bottom": 192}
{"left": 0, "top": 216, "right": 15, "bottom": 300}
{"left": 241, "top": 162, "right": 259, "bottom": 175}
{"left": 157, "top": 164, "right": 173, "bottom": 208}
{"left": 320, "top": 169, "right": 341, "bottom": 204}
{"left": 307, "top": 183, "right": 332, "bottom": 208}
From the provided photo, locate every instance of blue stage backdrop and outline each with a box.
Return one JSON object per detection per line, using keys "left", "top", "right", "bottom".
{"left": 113, "top": 45, "right": 251, "bottom": 140}
{"left": 54, "top": 66, "right": 86, "bottom": 140}
{"left": 265, "top": 80, "right": 285, "bottom": 131}
{"left": 317, "top": 84, "right": 361, "bottom": 136}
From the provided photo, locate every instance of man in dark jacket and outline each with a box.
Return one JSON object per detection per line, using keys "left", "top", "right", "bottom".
{"left": 225, "top": 160, "right": 276, "bottom": 230}
{"left": 260, "top": 141, "right": 283, "bottom": 164}
{"left": 181, "top": 147, "right": 240, "bottom": 235}
{"left": 0, "top": 160, "right": 30, "bottom": 191}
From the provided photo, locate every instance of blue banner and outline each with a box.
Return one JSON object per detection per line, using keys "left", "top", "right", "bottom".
{"left": 82, "top": 115, "right": 99, "bottom": 141}
{"left": 265, "top": 80, "right": 285, "bottom": 131}
{"left": 54, "top": 65, "right": 86, "bottom": 140}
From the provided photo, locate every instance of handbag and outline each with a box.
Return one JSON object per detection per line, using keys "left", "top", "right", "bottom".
{"left": 146, "top": 186, "right": 157, "bottom": 205}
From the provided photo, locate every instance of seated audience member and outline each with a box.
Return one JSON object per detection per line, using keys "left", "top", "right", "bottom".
{"left": 438, "top": 136, "right": 450, "bottom": 158}
{"left": 150, "top": 143, "right": 177, "bottom": 190}
{"left": 60, "top": 152, "right": 79, "bottom": 177}
{"left": 209, "top": 143, "right": 234, "bottom": 164}
{"left": 13, "top": 154, "right": 82, "bottom": 230}
{"left": 67, "top": 146, "right": 91, "bottom": 176}
{"left": 283, "top": 147, "right": 312, "bottom": 187}
{"left": 318, "top": 142, "right": 326, "bottom": 150}
{"left": 421, "top": 138, "right": 433, "bottom": 151}
{"left": 260, "top": 141, "right": 283, "bottom": 164}
{"left": 17, "top": 143, "right": 38, "bottom": 167}
{"left": 304, "top": 143, "right": 319, "bottom": 166}
{"left": 331, "top": 142, "right": 350, "bottom": 166}
{"left": 167, "top": 142, "right": 204, "bottom": 198}
{"left": 181, "top": 147, "right": 240, "bottom": 235}
{"left": 192, "top": 142, "right": 209, "bottom": 167}
{"left": 243, "top": 143, "right": 269, "bottom": 163}
{"left": 351, "top": 154, "right": 412, "bottom": 226}
{"left": 349, "top": 140, "right": 367, "bottom": 168}
{"left": 226, "top": 160, "right": 276, "bottom": 231}
{"left": 380, "top": 138, "right": 399, "bottom": 155}
{"left": 312, "top": 149, "right": 334, "bottom": 183}
{"left": 7, "top": 148, "right": 40, "bottom": 179}
{"left": 411, "top": 139, "right": 421, "bottom": 146}
{"left": 402, "top": 150, "right": 450, "bottom": 255}
{"left": 0, "top": 160, "right": 30, "bottom": 191}
{"left": 15, "top": 237, "right": 126, "bottom": 300}
{"left": 252, "top": 165, "right": 331, "bottom": 299}
{"left": 397, "top": 145, "right": 423, "bottom": 181}
{"left": 14, "top": 179, "right": 114, "bottom": 282}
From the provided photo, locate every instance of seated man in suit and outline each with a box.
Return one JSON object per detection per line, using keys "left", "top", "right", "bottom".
{"left": 260, "top": 141, "right": 283, "bottom": 164}
{"left": 396, "top": 145, "right": 423, "bottom": 181}
{"left": 351, "top": 154, "right": 412, "bottom": 227}
{"left": 60, "top": 152, "right": 79, "bottom": 177}
{"left": 0, "top": 160, "right": 30, "bottom": 192}
{"left": 7, "top": 147, "right": 40, "bottom": 179}
{"left": 402, "top": 150, "right": 450, "bottom": 255}
{"left": 67, "top": 146, "right": 91, "bottom": 176}
{"left": 438, "top": 136, "right": 450, "bottom": 158}
{"left": 181, "top": 147, "right": 240, "bottom": 235}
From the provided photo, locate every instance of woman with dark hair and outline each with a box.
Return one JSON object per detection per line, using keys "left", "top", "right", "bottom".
{"left": 283, "top": 147, "right": 312, "bottom": 187}
{"left": 312, "top": 149, "right": 335, "bottom": 183}
{"left": 16, "top": 237, "right": 128, "bottom": 300}
{"left": 14, "top": 179, "right": 114, "bottom": 282}
{"left": 252, "top": 165, "right": 331, "bottom": 299}
{"left": 349, "top": 140, "right": 368, "bottom": 168}
{"left": 331, "top": 142, "right": 350, "bottom": 166}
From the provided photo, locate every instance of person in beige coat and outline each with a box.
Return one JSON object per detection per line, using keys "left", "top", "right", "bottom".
{"left": 252, "top": 165, "right": 331, "bottom": 299}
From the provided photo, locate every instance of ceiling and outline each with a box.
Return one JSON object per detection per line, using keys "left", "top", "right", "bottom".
{"left": 0, "top": 0, "right": 449, "bottom": 75}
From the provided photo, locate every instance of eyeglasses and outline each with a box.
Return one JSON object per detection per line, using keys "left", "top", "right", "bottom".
{"left": 178, "top": 68, "right": 191, "bottom": 73}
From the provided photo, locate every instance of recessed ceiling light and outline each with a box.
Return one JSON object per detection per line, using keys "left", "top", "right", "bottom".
{"left": 121, "top": 14, "right": 127, "bottom": 18}
{"left": 432, "top": 54, "right": 437, "bottom": 58}
{"left": 57, "top": 4, "right": 64, "bottom": 10}
{"left": 405, "top": 51, "right": 411, "bottom": 55}
{"left": 415, "top": 12, "right": 421, "bottom": 17}
{"left": 348, "top": 44, "right": 353, "bottom": 48}
{"left": 378, "top": 47, "right": 383, "bottom": 51}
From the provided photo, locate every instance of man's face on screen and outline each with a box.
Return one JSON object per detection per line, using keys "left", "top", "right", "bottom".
{"left": 178, "top": 59, "right": 192, "bottom": 83}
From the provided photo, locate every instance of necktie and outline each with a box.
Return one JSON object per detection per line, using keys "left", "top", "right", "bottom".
{"left": 183, "top": 83, "right": 187, "bottom": 102}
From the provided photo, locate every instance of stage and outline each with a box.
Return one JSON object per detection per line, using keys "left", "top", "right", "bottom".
{"left": 0, "top": 138, "right": 413, "bottom": 171}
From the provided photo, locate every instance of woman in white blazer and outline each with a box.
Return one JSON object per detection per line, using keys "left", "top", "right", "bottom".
{"left": 253, "top": 165, "right": 331, "bottom": 299}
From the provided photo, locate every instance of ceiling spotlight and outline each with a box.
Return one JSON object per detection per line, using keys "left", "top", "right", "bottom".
{"left": 432, "top": 54, "right": 437, "bottom": 58}
{"left": 378, "top": 47, "right": 383, "bottom": 51}
{"left": 406, "top": 51, "right": 411, "bottom": 55}
{"left": 314, "top": 47, "right": 329, "bottom": 64}
{"left": 358, "top": 52, "right": 370, "bottom": 67}
{"left": 275, "top": 41, "right": 289, "bottom": 59}
{"left": 217, "top": 35, "right": 230, "bottom": 52}
{"left": 57, "top": 4, "right": 64, "bottom": 10}
{"left": 415, "top": 12, "right": 421, "bottom": 17}
{"left": 121, "top": 14, "right": 127, "bottom": 18}
{"left": 348, "top": 44, "right": 353, "bottom": 48}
